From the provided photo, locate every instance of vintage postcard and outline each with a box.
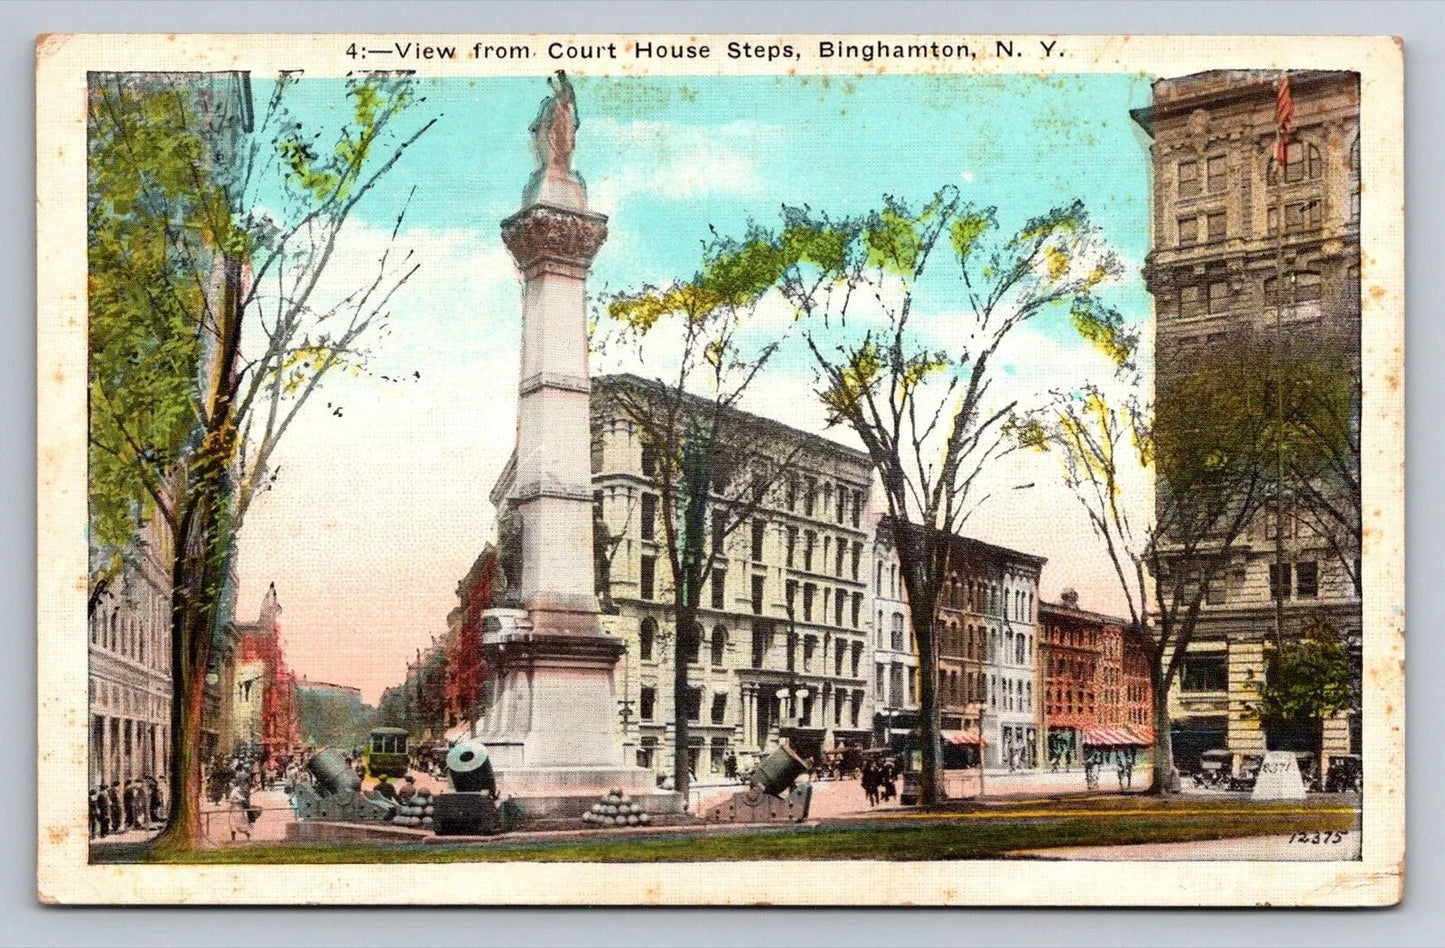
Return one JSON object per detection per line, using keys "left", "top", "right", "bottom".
{"left": 37, "top": 33, "right": 1404, "bottom": 905}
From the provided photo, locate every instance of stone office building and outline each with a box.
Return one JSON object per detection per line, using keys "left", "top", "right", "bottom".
{"left": 88, "top": 522, "right": 172, "bottom": 789}
{"left": 1131, "top": 70, "right": 1362, "bottom": 772}
{"left": 591, "top": 374, "right": 877, "bottom": 780}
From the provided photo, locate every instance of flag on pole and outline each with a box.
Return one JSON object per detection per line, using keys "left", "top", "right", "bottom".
{"left": 1275, "top": 73, "right": 1295, "bottom": 168}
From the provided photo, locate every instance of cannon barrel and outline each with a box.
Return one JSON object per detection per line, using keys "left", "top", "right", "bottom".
{"left": 750, "top": 740, "right": 809, "bottom": 797}
{"left": 307, "top": 748, "right": 361, "bottom": 797}
{"left": 446, "top": 739, "right": 497, "bottom": 795}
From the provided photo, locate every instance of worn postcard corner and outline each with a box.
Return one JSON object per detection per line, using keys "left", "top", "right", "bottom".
{"left": 37, "top": 32, "right": 1403, "bottom": 906}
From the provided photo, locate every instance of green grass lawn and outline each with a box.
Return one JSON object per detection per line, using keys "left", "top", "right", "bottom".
{"left": 101, "top": 798, "right": 1356, "bottom": 865}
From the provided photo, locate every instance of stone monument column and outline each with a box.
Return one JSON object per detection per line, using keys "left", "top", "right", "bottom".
{"left": 476, "top": 73, "right": 652, "bottom": 802}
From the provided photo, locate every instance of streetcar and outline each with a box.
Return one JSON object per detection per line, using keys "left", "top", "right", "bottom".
{"left": 362, "top": 726, "right": 410, "bottom": 778}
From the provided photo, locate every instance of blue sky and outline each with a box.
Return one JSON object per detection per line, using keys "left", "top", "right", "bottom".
{"left": 237, "top": 73, "right": 1157, "bottom": 701}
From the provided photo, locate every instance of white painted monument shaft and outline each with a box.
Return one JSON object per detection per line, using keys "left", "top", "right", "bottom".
{"left": 476, "top": 74, "right": 652, "bottom": 796}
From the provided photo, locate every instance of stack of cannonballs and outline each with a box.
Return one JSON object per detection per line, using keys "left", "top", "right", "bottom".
{"left": 581, "top": 787, "right": 651, "bottom": 829}
{"left": 391, "top": 788, "right": 435, "bottom": 829}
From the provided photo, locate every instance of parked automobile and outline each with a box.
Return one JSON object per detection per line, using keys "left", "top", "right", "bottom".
{"left": 1192, "top": 749, "right": 1234, "bottom": 790}
{"left": 1325, "top": 754, "right": 1363, "bottom": 793}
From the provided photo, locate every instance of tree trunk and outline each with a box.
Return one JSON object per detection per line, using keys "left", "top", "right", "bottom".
{"left": 896, "top": 529, "right": 942, "bottom": 806}
{"left": 673, "top": 594, "right": 697, "bottom": 801}
{"left": 1149, "top": 663, "right": 1178, "bottom": 795}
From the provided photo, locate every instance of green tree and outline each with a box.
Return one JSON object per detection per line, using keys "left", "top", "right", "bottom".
{"left": 691, "top": 189, "right": 1122, "bottom": 804}
{"left": 1024, "top": 326, "right": 1278, "bottom": 792}
{"left": 1248, "top": 616, "right": 1356, "bottom": 780}
{"left": 87, "top": 71, "right": 434, "bottom": 851}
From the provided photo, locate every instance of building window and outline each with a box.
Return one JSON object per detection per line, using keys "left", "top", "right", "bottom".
{"left": 851, "top": 593, "right": 862, "bottom": 629}
{"left": 1206, "top": 155, "right": 1227, "bottom": 193}
{"left": 786, "top": 526, "right": 798, "bottom": 567}
{"left": 834, "top": 589, "right": 846, "bottom": 627}
{"left": 802, "top": 636, "right": 815, "bottom": 672}
{"left": 1295, "top": 560, "right": 1319, "bottom": 599}
{"left": 804, "top": 479, "right": 816, "bottom": 517}
{"left": 802, "top": 584, "right": 815, "bottom": 623}
{"left": 1206, "top": 211, "right": 1226, "bottom": 242}
{"left": 751, "top": 520, "right": 766, "bottom": 561}
{"left": 804, "top": 531, "right": 815, "bottom": 571}
{"left": 641, "top": 446, "right": 658, "bottom": 478}
{"left": 712, "top": 570, "right": 726, "bottom": 610}
{"left": 640, "top": 686, "right": 655, "bottom": 721}
{"left": 640, "top": 492, "right": 657, "bottom": 540}
{"left": 1269, "top": 562, "right": 1292, "bottom": 601}
{"left": 1350, "top": 136, "right": 1361, "bottom": 222}
{"left": 711, "top": 691, "right": 727, "bottom": 724}
{"left": 685, "top": 623, "right": 702, "bottom": 665}
{"left": 876, "top": 663, "right": 886, "bottom": 700}
{"left": 711, "top": 626, "right": 727, "bottom": 666}
{"left": 851, "top": 643, "right": 862, "bottom": 678}
{"left": 785, "top": 580, "right": 798, "bottom": 616}
{"left": 1178, "top": 216, "right": 1198, "bottom": 246}
{"left": 639, "top": 617, "right": 656, "bottom": 661}
{"left": 835, "top": 485, "right": 846, "bottom": 523}
{"left": 1278, "top": 141, "right": 1323, "bottom": 184}
{"left": 891, "top": 613, "right": 904, "bottom": 652}
{"left": 685, "top": 687, "right": 702, "bottom": 721}
{"left": 1205, "top": 577, "right": 1225, "bottom": 605}
{"left": 851, "top": 489, "right": 862, "bottom": 527}
{"left": 834, "top": 543, "right": 845, "bottom": 578}
{"left": 1180, "top": 654, "right": 1227, "bottom": 692}
{"left": 640, "top": 556, "right": 656, "bottom": 600}
{"left": 751, "top": 574, "right": 765, "bottom": 615}
{"left": 1178, "top": 159, "right": 1200, "bottom": 198}
{"left": 711, "top": 509, "right": 726, "bottom": 555}
{"left": 835, "top": 642, "right": 846, "bottom": 677}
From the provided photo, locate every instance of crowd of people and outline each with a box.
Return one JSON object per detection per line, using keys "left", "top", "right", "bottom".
{"left": 89, "top": 776, "right": 164, "bottom": 839}
{"left": 860, "top": 757, "right": 900, "bottom": 807}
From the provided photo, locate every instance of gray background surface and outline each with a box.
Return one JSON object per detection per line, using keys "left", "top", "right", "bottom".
{"left": 12, "top": 1, "right": 1438, "bottom": 945}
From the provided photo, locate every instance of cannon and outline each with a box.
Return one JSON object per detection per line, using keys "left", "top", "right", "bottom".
{"left": 702, "top": 740, "right": 814, "bottom": 824}
{"left": 431, "top": 738, "right": 505, "bottom": 836}
{"left": 289, "top": 748, "right": 397, "bottom": 824}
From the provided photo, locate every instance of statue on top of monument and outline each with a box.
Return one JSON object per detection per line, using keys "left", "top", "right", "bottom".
{"left": 530, "top": 70, "right": 580, "bottom": 180}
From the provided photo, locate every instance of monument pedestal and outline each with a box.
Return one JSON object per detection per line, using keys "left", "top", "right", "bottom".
{"left": 476, "top": 612, "right": 654, "bottom": 805}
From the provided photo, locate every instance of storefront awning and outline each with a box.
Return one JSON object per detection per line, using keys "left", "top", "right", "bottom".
{"left": 941, "top": 730, "right": 987, "bottom": 747}
{"left": 1081, "top": 727, "right": 1148, "bottom": 747}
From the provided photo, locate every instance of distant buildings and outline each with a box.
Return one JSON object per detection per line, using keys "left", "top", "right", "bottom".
{"left": 1132, "top": 70, "right": 1362, "bottom": 773}
{"left": 1038, "top": 591, "right": 1153, "bottom": 767}
{"left": 230, "top": 583, "right": 302, "bottom": 762}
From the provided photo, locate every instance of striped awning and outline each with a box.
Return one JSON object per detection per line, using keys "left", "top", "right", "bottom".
{"left": 1080, "top": 727, "right": 1148, "bottom": 747}
{"left": 941, "top": 730, "right": 987, "bottom": 747}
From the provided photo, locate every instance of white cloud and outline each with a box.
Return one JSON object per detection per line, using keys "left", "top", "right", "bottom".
{"left": 584, "top": 118, "right": 776, "bottom": 211}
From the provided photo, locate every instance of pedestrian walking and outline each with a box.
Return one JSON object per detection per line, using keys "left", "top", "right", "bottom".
{"left": 1116, "top": 755, "right": 1128, "bottom": 791}
{"left": 227, "top": 785, "right": 252, "bottom": 842}
{"left": 861, "top": 761, "right": 878, "bottom": 807}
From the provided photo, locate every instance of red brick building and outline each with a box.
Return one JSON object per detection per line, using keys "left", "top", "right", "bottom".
{"left": 234, "top": 583, "right": 302, "bottom": 762}
{"left": 443, "top": 547, "right": 498, "bottom": 735}
{"left": 1038, "top": 590, "right": 1106, "bottom": 766}
{"left": 1037, "top": 589, "right": 1153, "bottom": 766}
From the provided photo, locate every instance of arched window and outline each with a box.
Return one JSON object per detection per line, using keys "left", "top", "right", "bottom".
{"left": 639, "top": 617, "right": 656, "bottom": 661}
{"left": 711, "top": 626, "right": 727, "bottom": 666}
